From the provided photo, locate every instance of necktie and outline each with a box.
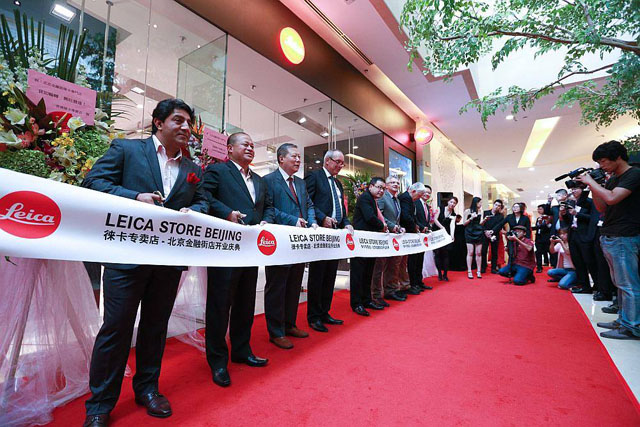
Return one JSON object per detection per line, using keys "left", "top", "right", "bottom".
{"left": 288, "top": 177, "right": 303, "bottom": 218}
{"left": 392, "top": 196, "right": 400, "bottom": 221}
{"left": 329, "top": 176, "right": 342, "bottom": 224}
{"left": 376, "top": 204, "right": 385, "bottom": 224}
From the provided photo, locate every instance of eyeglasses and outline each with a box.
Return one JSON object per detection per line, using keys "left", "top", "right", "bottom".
{"left": 373, "top": 185, "right": 386, "bottom": 190}
{"left": 328, "top": 157, "right": 345, "bottom": 166}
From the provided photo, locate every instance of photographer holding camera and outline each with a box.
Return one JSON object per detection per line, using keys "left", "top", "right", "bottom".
{"left": 534, "top": 204, "right": 552, "bottom": 273}
{"left": 575, "top": 140, "right": 640, "bottom": 340}
{"left": 547, "top": 228, "right": 576, "bottom": 289}
{"left": 497, "top": 225, "right": 536, "bottom": 285}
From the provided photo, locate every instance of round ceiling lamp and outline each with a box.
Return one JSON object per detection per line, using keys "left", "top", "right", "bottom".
{"left": 280, "top": 27, "right": 305, "bottom": 65}
{"left": 415, "top": 127, "right": 434, "bottom": 144}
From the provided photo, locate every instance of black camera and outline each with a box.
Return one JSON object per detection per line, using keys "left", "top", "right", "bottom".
{"left": 550, "top": 235, "right": 560, "bottom": 241}
{"left": 560, "top": 200, "right": 576, "bottom": 209}
{"left": 506, "top": 230, "right": 515, "bottom": 237}
{"left": 556, "top": 167, "right": 606, "bottom": 187}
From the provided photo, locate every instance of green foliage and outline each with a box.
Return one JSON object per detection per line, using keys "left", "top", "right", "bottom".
{"left": 623, "top": 134, "right": 640, "bottom": 157}
{"left": 340, "top": 169, "right": 373, "bottom": 222}
{"left": 0, "top": 148, "right": 49, "bottom": 177}
{"left": 74, "top": 128, "right": 111, "bottom": 158}
{"left": 401, "top": 0, "right": 640, "bottom": 129}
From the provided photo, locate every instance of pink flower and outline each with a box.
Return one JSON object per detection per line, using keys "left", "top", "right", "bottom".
{"left": 18, "top": 131, "right": 35, "bottom": 148}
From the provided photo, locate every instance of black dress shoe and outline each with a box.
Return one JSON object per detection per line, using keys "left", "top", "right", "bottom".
{"left": 535, "top": 267, "right": 542, "bottom": 273}
{"left": 353, "top": 305, "right": 370, "bottom": 316}
{"left": 134, "top": 391, "right": 172, "bottom": 418}
{"left": 593, "top": 292, "right": 612, "bottom": 301}
{"left": 602, "top": 304, "right": 619, "bottom": 314}
{"left": 406, "top": 287, "right": 421, "bottom": 295}
{"left": 443, "top": 275, "right": 450, "bottom": 282}
{"left": 364, "top": 301, "right": 384, "bottom": 310}
{"left": 570, "top": 287, "right": 592, "bottom": 294}
{"left": 374, "top": 298, "right": 390, "bottom": 307}
{"left": 417, "top": 283, "right": 428, "bottom": 290}
{"left": 83, "top": 414, "right": 109, "bottom": 427}
{"left": 385, "top": 291, "right": 406, "bottom": 301}
{"left": 322, "top": 314, "right": 344, "bottom": 325}
{"left": 212, "top": 368, "right": 231, "bottom": 387}
{"left": 309, "top": 320, "right": 329, "bottom": 332}
{"left": 423, "top": 285, "right": 433, "bottom": 290}
{"left": 231, "top": 354, "right": 268, "bottom": 367}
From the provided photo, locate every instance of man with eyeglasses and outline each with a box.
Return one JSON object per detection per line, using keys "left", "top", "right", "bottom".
{"left": 372, "top": 175, "right": 406, "bottom": 304}
{"left": 305, "top": 150, "right": 354, "bottom": 332}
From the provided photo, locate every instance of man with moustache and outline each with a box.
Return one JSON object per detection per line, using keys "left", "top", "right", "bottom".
{"left": 305, "top": 150, "right": 353, "bottom": 333}
{"left": 201, "top": 132, "right": 271, "bottom": 388}
{"left": 81, "top": 99, "right": 209, "bottom": 427}
{"left": 262, "top": 143, "right": 317, "bottom": 349}
{"left": 399, "top": 182, "right": 428, "bottom": 296}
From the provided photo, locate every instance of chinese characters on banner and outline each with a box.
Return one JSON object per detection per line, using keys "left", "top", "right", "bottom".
{"left": 26, "top": 69, "right": 96, "bottom": 125}
{"left": 202, "top": 127, "right": 228, "bottom": 160}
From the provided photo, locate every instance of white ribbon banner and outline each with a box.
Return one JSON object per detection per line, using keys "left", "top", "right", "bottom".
{"left": 0, "top": 169, "right": 452, "bottom": 267}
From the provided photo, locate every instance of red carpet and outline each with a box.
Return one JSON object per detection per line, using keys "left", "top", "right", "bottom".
{"left": 50, "top": 270, "right": 640, "bottom": 426}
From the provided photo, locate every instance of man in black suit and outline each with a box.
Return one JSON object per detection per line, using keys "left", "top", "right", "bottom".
{"left": 567, "top": 184, "right": 599, "bottom": 294}
{"left": 398, "top": 182, "right": 428, "bottom": 295}
{"left": 81, "top": 99, "right": 209, "bottom": 427}
{"left": 350, "top": 177, "right": 388, "bottom": 316}
{"left": 414, "top": 185, "right": 433, "bottom": 290}
{"left": 481, "top": 199, "right": 504, "bottom": 274}
{"left": 262, "top": 143, "right": 317, "bottom": 349}
{"left": 305, "top": 149, "right": 353, "bottom": 332}
{"left": 201, "top": 132, "right": 271, "bottom": 388}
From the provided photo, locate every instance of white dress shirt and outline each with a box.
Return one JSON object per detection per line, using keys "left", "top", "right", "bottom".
{"left": 231, "top": 160, "right": 256, "bottom": 202}
{"left": 152, "top": 135, "right": 181, "bottom": 197}
{"left": 324, "top": 167, "right": 341, "bottom": 219}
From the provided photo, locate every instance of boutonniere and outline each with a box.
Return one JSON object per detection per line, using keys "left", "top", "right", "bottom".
{"left": 187, "top": 172, "right": 201, "bottom": 185}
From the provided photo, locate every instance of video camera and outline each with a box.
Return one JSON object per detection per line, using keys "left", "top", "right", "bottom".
{"left": 555, "top": 167, "right": 606, "bottom": 188}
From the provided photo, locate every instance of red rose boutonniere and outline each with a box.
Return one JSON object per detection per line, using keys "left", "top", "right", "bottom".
{"left": 187, "top": 172, "right": 201, "bottom": 185}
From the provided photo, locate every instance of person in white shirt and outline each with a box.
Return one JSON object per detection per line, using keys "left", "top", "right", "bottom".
{"left": 548, "top": 227, "right": 577, "bottom": 289}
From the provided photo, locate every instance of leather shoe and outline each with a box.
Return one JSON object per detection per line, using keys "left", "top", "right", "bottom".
{"left": 364, "top": 301, "right": 384, "bottom": 310}
{"left": 374, "top": 298, "right": 390, "bottom": 307}
{"left": 212, "top": 368, "right": 231, "bottom": 387}
{"left": 352, "top": 305, "right": 370, "bottom": 316}
{"left": 570, "top": 287, "right": 592, "bottom": 294}
{"left": 231, "top": 354, "right": 268, "bottom": 367}
{"left": 602, "top": 304, "right": 619, "bottom": 314}
{"left": 83, "top": 414, "right": 109, "bottom": 427}
{"left": 597, "top": 320, "right": 620, "bottom": 330}
{"left": 384, "top": 291, "right": 406, "bottom": 301}
{"left": 406, "top": 287, "right": 421, "bottom": 295}
{"left": 593, "top": 291, "right": 612, "bottom": 301}
{"left": 134, "top": 391, "right": 172, "bottom": 417}
{"left": 417, "top": 283, "right": 428, "bottom": 290}
{"left": 423, "top": 285, "right": 433, "bottom": 290}
{"left": 600, "top": 327, "right": 640, "bottom": 340}
{"left": 270, "top": 336, "right": 294, "bottom": 349}
{"left": 285, "top": 326, "right": 309, "bottom": 338}
{"left": 535, "top": 267, "right": 542, "bottom": 273}
{"left": 490, "top": 269, "right": 498, "bottom": 274}
{"left": 322, "top": 314, "right": 344, "bottom": 325}
{"left": 309, "top": 320, "right": 329, "bottom": 332}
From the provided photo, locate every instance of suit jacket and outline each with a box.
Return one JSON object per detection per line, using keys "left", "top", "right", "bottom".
{"left": 493, "top": 213, "right": 532, "bottom": 238}
{"left": 482, "top": 210, "right": 504, "bottom": 231}
{"left": 573, "top": 193, "right": 598, "bottom": 243}
{"left": 352, "top": 189, "right": 385, "bottom": 232}
{"left": 414, "top": 199, "right": 430, "bottom": 230}
{"left": 202, "top": 160, "right": 272, "bottom": 225}
{"left": 549, "top": 204, "right": 574, "bottom": 233}
{"left": 262, "top": 170, "right": 316, "bottom": 226}
{"left": 304, "top": 169, "right": 350, "bottom": 228}
{"left": 377, "top": 191, "right": 401, "bottom": 230}
{"left": 398, "top": 191, "right": 418, "bottom": 233}
{"left": 82, "top": 137, "right": 209, "bottom": 269}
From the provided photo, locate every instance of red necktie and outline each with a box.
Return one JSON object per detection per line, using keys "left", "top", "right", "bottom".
{"left": 288, "top": 177, "right": 303, "bottom": 218}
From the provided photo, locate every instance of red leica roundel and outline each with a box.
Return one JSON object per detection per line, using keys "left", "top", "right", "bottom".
{"left": 0, "top": 191, "right": 61, "bottom": 239}
{"left": 345, "top": 233, "right": 355, "bottom": 251}
{"left": 424, "top": 236, "right": 429, "bottom": 246}
{"left": 257, "top": 230, "right": 277, "bottom": 255}
{"left": 392, "top": 238, "right": 400, "bottom": 251}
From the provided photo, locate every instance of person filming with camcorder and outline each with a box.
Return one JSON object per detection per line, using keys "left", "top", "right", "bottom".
{"left": 574, "top": 140, "right": 640, "bottom": 341}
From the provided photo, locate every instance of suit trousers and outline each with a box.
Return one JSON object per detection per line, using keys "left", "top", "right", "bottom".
{"left": 264, "top": 263, "right": 305, "bottom": 337}
{"left": 85, "top": 266, "right": 182, "bottom": 416}
{"left": 570, "top": 236, "right": 598, "bottom": 290}
{"left": 350, "top": 257, "right": 375, "bottom": 308}
{"left": 535, "top": 240, "right": 550, "bottom": 269}
{"left": 399, "top": 255, "right": 410, "bottom": 287}
{"left": 408, "top": 252, "right": 425, "bottom": 287}
{"left": 371, "top": 256, "right": 401, "bottom": 299}
{"left": 481, "top": 235, "right": 499, "bottom": 272}
{"left": 307, "top": 259, "right": 339, "bottom": 323}
{"left": 205, "top": 266, "right": 257, "bottom": 370}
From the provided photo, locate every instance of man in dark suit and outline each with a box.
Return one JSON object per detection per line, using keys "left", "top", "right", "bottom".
{"left": 414, "top": 185, "right": 433, "bottom": 290}
{"left": 304, "top": 149, "right": 353, "bottom": 332}
{"left": 398, "top": 182, "right": 428, "bottom": 296}
{"left": 567, "top": 184, "right": 599, "bottom": 294}
{"left": 81, "top": 99, "right": 209, "bottom": 427}
{"left": 350, "top": 177, "right": 388, "bottom": 316}
{"left": 201, "top": 132, "right": 271, "bottom": 388}
{"left": 262, "top": 143, "right": 317, "bottom": 349}
{"left": 481, "top": 199, "right": 504, "bottom": 274}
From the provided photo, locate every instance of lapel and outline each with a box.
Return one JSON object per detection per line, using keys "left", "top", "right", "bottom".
{"left": 293, "top": 176, "right": 304, "bottom": 206}
{"left": 276, "top": 172, "right": 297, "bottom": 204}
{"left": 165, "top": 158, "right": 189, "bottom": 203}
{"left": 143, "top": 137, "right": 164, "bottom": 195}
{"left": 227, "top": 161, "right": 255, "bottom": 204}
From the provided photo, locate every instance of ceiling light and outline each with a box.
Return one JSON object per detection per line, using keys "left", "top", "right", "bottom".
{"left": 506, "top": 115, "right": 514, "bottom": 120}
{"left": 197, "top": 45, "right": 201, "bottom": 49}
{"left": 136, "top": 104, "right": 143, "bottom": 109}
{"left": 320, "top": 131, "right": 329, "bottom": 137}
{"left": 131, "top": 86, "right": 144, "bottom": 94}
{"left": 539, "top": 190, "right": 544, "bottom": 193}
{"left": 528, "top": 167, "right": 535, "bottom": 171}
{"left": 153, "top": 24, "right": 158, "bottom": 29}
{"left": 518, "top": 116, "right": 560, "bottom": 168}
{"left": 315, "top": 160, "right": 321, "bottom": 164}
{"left": 353, "top": 146, "right": 359, "bottom": 149}
{"left": 297, "top": 117, "right": 307, "bottom": 124}
{"left": 112, "top": 85, "right": 119, "bottom": 93}
{"left": 13, "top": 1, "right": 21, "bottom": 6}
{"left": 345, "top": 153, "right": 384, "bottom": 168}
{"left": 51, "top": 3, "right": 76, "bottom": 22}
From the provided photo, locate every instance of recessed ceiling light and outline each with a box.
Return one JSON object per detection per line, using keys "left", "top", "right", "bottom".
{"left": 197, "top": 45, "right": 201, "bottom": 49}
{"left": 136, "top": 104, "right": 143, "bottom": 109}
{"left": 518, "top": 116, "right": 560, "bottom": 168}
{"left": 315, "top": 160, "right": 321, "bottom": 164}
{"left": 13, "top": 0, "right": 21, "bottom": 6}
{"left": 320, "top": 131, "right": 329, "bottom": 137}
{"left": 51, "top": 3, "right": 76, "bottom": 22}
{"left": 506, "top": 114, "right": 514, "bottom": 120}
{"left": 131, "top": 86, "right": 144, "bottom": 94}
{"left": 539, "top": 190, "right": 544, "bottom": 193}
{"left": 544, "top": 185, "right": 549, "bottom": 188}
{"left": 353, "top": 146, "right": 359, "bottom": 149}
{"left": 528, "top": 167, "right": 535, "bottom": 171}
{"left": 153, "top": 24, "right": 158, "bottom": 29}
{"left": 297, "top": 117, "right": 307, "bottom": 124}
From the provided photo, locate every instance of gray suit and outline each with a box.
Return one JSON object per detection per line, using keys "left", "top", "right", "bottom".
{"left": 372, "top": 191, "right": 403, "bottom": 299}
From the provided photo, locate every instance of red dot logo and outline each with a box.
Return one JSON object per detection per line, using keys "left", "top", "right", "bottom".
{"left": 392, "top": 238, "right": 400, "bottom": 251}
{"left": 0, "top": 191, "right": 61, "bottom": 239}
{"left": 345, "top": 233, "right": 355, "bottom": 251}
{"left": 424, "top": 236, "right": 429, "bottom": 246}
{"left": 257, "top": 230, "right": 277, "bottom": 255}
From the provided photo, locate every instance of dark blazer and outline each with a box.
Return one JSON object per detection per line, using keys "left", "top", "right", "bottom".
{"left": 352, "top": 190, "right": 385, "bottom": 232}
{"left": 262, "top": 169, "right": 316, "bottom": 226}
{"left": 304, "top": 168, "right": 350, "bottom": 228}
{"left": 414, "top": 199, "right": 430, "bottom": 230}
{"left": 493, "top": 213, "right": 532, "bottom": 238}
{"left": 377, "top": 191, "right": 401, "bottom": 230}
{"left": 82, "top": 137, "right": 209, "bottom": 269}
{"left": 202, "top": 161, "right": 272, "bottom": 225}
{"left": 549, "top": 204, "right": 573, "bottom": 233}
{"left": 573, "top": 193, "right": 598, "bottom": 243}
{"left": 398, "top": 191, "right": 418, "bottom": 233}
{"left": 482, "top": 210, "right": 504, "bottom": 231}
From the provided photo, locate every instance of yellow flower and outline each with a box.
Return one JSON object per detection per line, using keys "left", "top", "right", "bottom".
{"left": 8, "top": 98, "right": 15, "bottom": 104}
{"left": 2, "top": 91, "right": 7, "bottom": 96}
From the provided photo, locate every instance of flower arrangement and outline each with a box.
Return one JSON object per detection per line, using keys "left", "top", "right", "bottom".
{"left": 185, "top": 114, "right": 218, "bottom": 169}
{"left": 341, "top": 169, "right": 373, "bottom": 221}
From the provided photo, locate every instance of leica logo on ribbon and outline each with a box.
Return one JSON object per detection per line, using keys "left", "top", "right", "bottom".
{"left": 0, "top": 191, "right": 61, "bottom": 239}
{"left": 345, "top": 233, "right": 355, "bottom": 251}
{"left": 392, "top": 238, "right": 399, "bottom": 251}
{"left": 257, "top": 230, "right": 277, "bottom": 255}
{"left": 424, "top": 236, "right": 429, "bottom": 246}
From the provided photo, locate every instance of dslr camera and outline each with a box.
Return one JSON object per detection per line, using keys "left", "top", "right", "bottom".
{"left": 506, "top": 230, "right": 516, "bottom": 238}
{"left": 555, "top": 167, "right": 606, "bottom": 188}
